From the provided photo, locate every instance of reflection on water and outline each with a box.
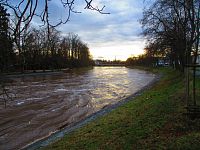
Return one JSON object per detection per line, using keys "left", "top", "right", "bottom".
{"left": 0, "top": 67, "right": 155, "bottom": 149}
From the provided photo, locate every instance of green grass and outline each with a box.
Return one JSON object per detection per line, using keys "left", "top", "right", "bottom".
{"left": 43, "top": 67, "right": 200, "bottom": 150}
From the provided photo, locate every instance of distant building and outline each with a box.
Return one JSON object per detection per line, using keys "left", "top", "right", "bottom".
{"left": 94, "top": 60, "right": 101, "bottom": 66}
{"left": 196, "top": 55, "right": 200, "bottom": 64}
{"left": 156, "top": 57, "right": 170, "bottom": 66}
{"left": 193, "top": 54, "right": 200, "bottom": 76}
{"left": 94, "top": 59, "right": 125, "bottom": 66}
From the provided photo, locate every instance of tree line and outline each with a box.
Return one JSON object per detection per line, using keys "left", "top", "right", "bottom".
{"left": 136, "top": 0, "right": 200, "bottom": 71}
{"left": 0, "top": 4, "right": 93, "bottom": 73}
{"left": 126, "top": 55, "right": 159, "bottom": 67}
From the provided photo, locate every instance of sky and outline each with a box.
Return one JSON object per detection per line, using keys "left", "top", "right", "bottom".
{"left": 48, "top": 0, "right": 146, "bottom": 61}
{"left": 12, "top": 0, "right": 147, "bottom": 61}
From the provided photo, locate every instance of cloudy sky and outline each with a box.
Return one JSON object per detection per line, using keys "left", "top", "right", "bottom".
{"left": 43, "top": 0, "right": 146, "bottom": 60}
{"left": 17, "top": 0, "right": 146, "bottom": 60}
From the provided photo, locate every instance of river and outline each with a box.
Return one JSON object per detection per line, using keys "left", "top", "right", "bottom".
{"left": 0, "top": 67, "right": 155, "bottom": 150}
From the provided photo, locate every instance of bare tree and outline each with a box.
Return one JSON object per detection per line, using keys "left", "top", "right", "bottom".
{"left": 141, "top": 0, "right": 200, "bottom": 71}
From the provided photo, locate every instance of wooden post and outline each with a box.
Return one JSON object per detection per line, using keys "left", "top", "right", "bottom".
{"left": 185, "top": 64, "right": 200, "bottom": 108}
{"left": 193, "top": 66, "right": 196, "bottom": 106}
{"left": 186, "top": 66, "right": 189, "bottom": 106}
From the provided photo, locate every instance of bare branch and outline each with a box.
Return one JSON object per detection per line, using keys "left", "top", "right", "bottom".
{"left": 1, "top": 0, "right": 109, "bottom": 32}
{"left": 84, "top": 0, "right": 110, "bottom": 14}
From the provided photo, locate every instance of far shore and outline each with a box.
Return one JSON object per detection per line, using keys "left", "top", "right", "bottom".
{"left": 1, "top": 67, "right": 95, "bottom": 79}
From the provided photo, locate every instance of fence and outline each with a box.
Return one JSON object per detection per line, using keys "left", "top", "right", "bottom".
{"left": 185, "top": 64, "right": 200, "bottom": 118}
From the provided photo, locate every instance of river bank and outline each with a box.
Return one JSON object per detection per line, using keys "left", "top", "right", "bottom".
{"left": 42, "top": 67, "right": 200, "bottom": 149}
{"left": 24, "top": 68, "right": 159, "bottom": 150}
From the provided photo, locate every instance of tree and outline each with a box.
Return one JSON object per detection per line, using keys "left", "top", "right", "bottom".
{"left": 61, "top": 32, "right": 92, "bottom": 68}
{"left": 20, "top": 26, "right": 92, "bottom": 70}
{"left": 141, "top": 0, "right": 200, "bottom": 71}
{"left": 0, "top": 4, "right": 14, "bottom": 108}
{"left": 0, "top": 4, "right": 13, "bottom": 72}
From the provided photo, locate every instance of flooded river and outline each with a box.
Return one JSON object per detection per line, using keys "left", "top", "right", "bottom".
{"left": 0, "top": 67, "right": 155, "bottom": 150}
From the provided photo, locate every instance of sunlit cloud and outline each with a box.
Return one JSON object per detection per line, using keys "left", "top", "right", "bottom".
{"left": 90, "top": 40, "right": 145, "bottom": 61}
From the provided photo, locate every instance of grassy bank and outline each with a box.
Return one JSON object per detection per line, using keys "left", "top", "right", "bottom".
{"left": 43, "top": 67, "right": 200, "bottom": 149}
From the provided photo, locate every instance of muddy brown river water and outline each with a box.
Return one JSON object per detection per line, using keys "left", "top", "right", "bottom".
{"left": 0, "top": 67, "right": 155, "bottom": 150}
